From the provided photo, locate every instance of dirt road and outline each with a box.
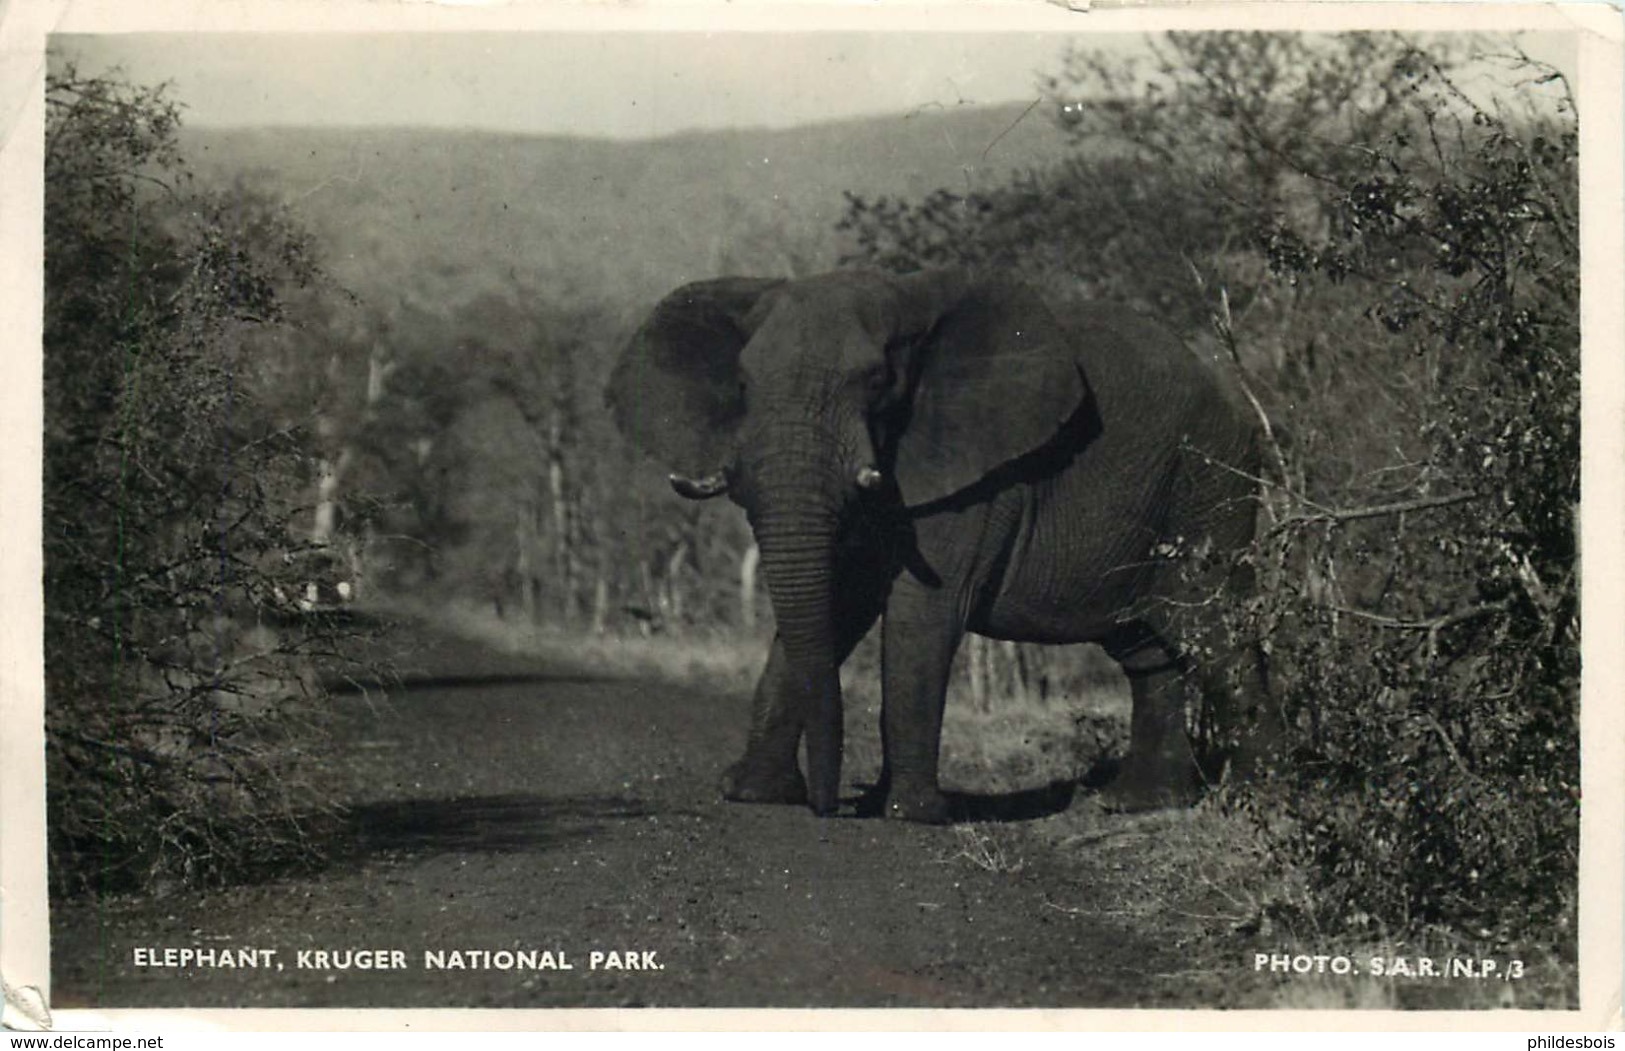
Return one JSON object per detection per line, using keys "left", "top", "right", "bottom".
{"left": 51, "top": 629, "right": 1209, "bottom": 1010}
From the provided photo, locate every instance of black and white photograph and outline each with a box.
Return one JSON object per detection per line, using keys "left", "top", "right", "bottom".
{"left": 5, "top": 0, "right": 1621, "bottom": 1026}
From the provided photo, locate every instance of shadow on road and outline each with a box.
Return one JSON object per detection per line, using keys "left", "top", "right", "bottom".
{"left": 851, "top": 779, "right": 1079, "bottom": 823}
{"left": 329, "top": 670, "right": 608, "bottom": 695}
{"left": 945, "top": 779, "right": 1079, "bottom": 822}
{"left": 335, "top": 793, "right": 691, "bottom": 860}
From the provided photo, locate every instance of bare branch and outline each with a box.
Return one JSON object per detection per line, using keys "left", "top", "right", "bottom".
{"left": 1421, "top": 711, "right": 1481, "bottom": 783}
{"left": 1276, "top": 490, "right": 1481, "bottom": 528}
{"left": 1330, "top": 595, "right": 1511, "bottom": 632}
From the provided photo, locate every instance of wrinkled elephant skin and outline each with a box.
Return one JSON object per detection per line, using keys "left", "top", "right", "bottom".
{"left": 606, "top": 268, "right": 1269, "bottom": 821}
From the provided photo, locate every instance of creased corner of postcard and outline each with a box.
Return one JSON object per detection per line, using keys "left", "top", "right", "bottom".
{"left": 2, "top": 973, "right": 52, "bottom": 1033}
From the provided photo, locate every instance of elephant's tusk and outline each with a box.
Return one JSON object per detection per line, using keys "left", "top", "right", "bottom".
{"left": 669, "top": 472, "right": 730, "bottom": 500}
{"left": 855, "top": 466, "right": 884, "bottom": 491}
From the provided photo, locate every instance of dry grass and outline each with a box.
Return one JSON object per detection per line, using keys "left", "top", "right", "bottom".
{"left": 1018, "top": 799, "right": 1575, "bottom": 1008}
{"left": 943, "top": 824, "right": 1027, "bottom": 874}
{"left": 425, "top": 600, "right": 767, "bottom": 695}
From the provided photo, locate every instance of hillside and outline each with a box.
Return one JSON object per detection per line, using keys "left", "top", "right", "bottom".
{"left": 180, "top": 102, "right": 1070, "bottom": 313}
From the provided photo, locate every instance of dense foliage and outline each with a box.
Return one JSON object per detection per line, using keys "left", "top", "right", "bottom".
{"left": 45, "top": 66, "right": 364, "bottom": 892}
{"left": 842, "top": 33, "right": 1578, "bottom": 947}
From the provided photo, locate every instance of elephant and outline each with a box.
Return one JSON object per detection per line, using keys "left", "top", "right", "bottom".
{"left": 606, "top": 267, "right": 1271, "bottom": 822}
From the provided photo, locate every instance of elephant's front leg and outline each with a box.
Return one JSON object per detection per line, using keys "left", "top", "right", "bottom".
{"left": 723, "top": 594, "right": 883, "bottom": 807}
{"left": 721, "top": 635, "right": 812, "bottom": 805}
{"left": 877, "top": 580, "right": 965, "bottom": 824}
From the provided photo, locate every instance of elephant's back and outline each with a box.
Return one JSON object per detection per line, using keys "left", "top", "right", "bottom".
{"left": 972, "top": 298, "right": 1263, "bottom": 640}
{"left": 1055, "top": 299, "right": 1260, "bottom": 456}
{"left": 1057, "top": 301, "right": 1218, "bottom": 393}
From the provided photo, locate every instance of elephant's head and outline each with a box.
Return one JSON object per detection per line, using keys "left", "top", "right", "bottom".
{"left": 606, "top": 268, "right": 1092, "bottom": 813}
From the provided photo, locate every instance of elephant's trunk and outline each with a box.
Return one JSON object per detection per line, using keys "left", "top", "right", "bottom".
{"left": 758, "top": 526, "right": 842, "bottom": 815}
{"left": 746, "top": 431, "right": 848, "bottom": 816}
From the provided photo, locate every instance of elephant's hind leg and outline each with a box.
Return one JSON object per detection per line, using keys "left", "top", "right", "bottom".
{"left": 1096, "top": 629, "right": 1202, "bottom": 813}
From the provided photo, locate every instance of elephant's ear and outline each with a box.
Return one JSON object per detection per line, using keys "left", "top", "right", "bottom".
{"left": 606, "top": 277, "right": 785, "bottom": 477}
{"left": 891, "top": 276, "right": 1090, "bottom": 508}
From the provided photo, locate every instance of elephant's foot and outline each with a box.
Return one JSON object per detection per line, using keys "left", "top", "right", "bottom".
{"left": 808, "top": 788, "right": 840, "bottom": 818}
{"left": 720, "top": 759, "right": 807, "bottom": 806}
{"left": 854, "top": 780, "right": 888, "bottom": 818}
{"left": 1096, "top": 760, "right": 1201, "bottom": 814}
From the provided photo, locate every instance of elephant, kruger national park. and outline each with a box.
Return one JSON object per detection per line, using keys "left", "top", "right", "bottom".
{"left": 606, "top": 267, "right": 1272, "bottom": 822}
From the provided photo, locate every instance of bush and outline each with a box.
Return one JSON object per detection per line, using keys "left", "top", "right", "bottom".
{"left": 1222, "top": 40, "right": 1578, "bottom": 945}
{"left": 44, "top": 64, "right": 371, "bottom": 893}
{"left": 840, "top": 33, "right": 1579, "bottom": 949}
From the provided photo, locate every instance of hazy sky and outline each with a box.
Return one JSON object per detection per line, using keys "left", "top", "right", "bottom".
{"left": 52, "top": 30, "right": 1577, "bottom": 141}
{"left": 53, "top": 33, "right": 1138, "bottom": 139}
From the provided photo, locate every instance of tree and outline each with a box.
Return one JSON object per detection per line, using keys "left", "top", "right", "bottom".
{"left": 45, "top": 63, "right": 359, "bottom": 892}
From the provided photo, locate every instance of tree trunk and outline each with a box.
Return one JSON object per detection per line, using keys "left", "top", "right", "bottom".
{"left": 311, "top": 446, "right": 352, "bottom": 547}
{"left": 739, "top": 542, "right": 760, "bottom": 630}
{"left": 546, "top": 410, "right": 571, "bottom": 624}
{"left": 967, "top": 635, "right": 989, "bottom": 713}
{"left": 365, "top": 339, "right": 395, "bottom": 414}
{"left": 638, "top": 560, "right": 657, "bottom": 635}
{"left": 516, "top": 498, "right": 538, "bottom": 625}
{"left": 591, "top": 573, "right": 609, "bottom": 635}
{"left": 1002, "top": 640, "right": 1028, "bottom": 706}
{"left": 662, "top": 541, "right": 688, "bottom": 630}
